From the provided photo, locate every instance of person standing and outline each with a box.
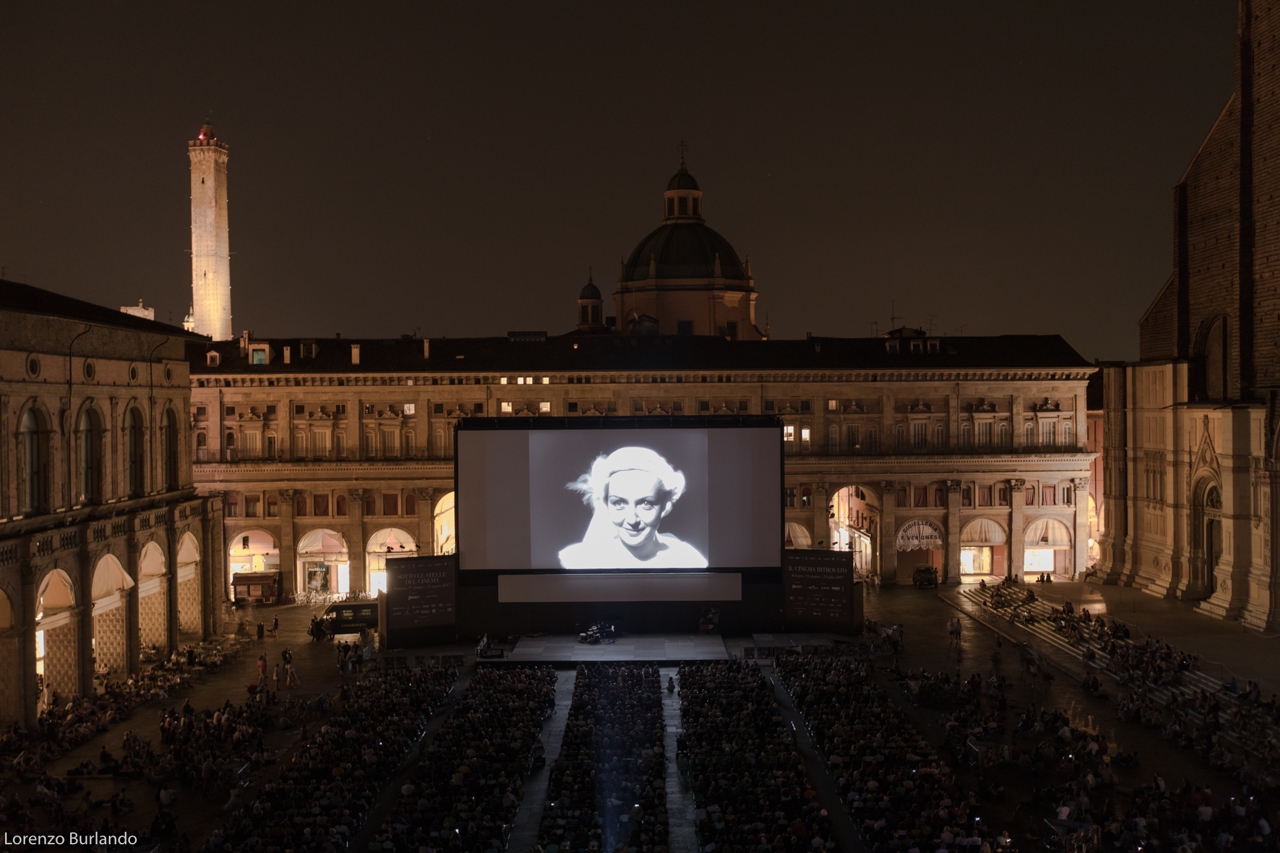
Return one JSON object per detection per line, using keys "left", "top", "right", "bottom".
{"left": 272, "top": 662, "right": 281, "bottom": 692}
{"left": 256, "top": 654, "right": 267, "bottom": 685}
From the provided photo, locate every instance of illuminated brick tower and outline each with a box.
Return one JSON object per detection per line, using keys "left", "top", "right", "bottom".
{"left": 188, "top": 121, "right": 232, "bottom": 341}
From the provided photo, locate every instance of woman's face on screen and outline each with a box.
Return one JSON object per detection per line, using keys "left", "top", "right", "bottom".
{"left": 605, "top": 470, "right": 665, "bottom": 552}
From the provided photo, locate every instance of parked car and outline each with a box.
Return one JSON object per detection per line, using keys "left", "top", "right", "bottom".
{"left": 317, "top": 602, "right": 378, "bottom": 638}
{"left": 912, "top": 566, "right": 939, "bottom": 588}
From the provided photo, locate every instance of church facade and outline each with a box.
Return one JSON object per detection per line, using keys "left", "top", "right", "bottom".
{"left": 1098, "top": 0, "right": 1280, "bottom": 627}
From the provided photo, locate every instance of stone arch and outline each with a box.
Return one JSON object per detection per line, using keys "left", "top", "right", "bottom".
{"left": 176, "top": 531, "right": 202, "bottom": 636}
{"left": 228, "top": 528, "right": 280, "bottom": 603}
{"left": 160, "top": 405, "right": 180, "bottom": 492}
{"left": 92, "top": 554, "right": 135, "bottom": 678}
{"left": 138, "top": 540, "right": 169, "bottom": 650}
{"left": 1194, "top": 315, "right": 1230, "bottom": 401}
{"left": 366, "top": 528, "right": 418, "bottom": 594}
{"left": 296, "top": 528, "right": 349, "bottom": 595}
{"left": 1023, "top": 517, "right": 1072, "bottom": 575}
{"left": 36, "top": 568, "right": 78, "bottom": 704}
{"left": 961, "top": 517, "right": 1008, "bottom": 578}
{"left": 433, "top": 491, "right": 456, "bottom": 555}
{"left": 828, "top": 483, "right": 881, "bottom": 575}
{"left": 784, "top": 521, "right": 812, "bottom": 549}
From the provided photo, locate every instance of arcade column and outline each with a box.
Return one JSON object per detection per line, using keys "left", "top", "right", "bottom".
{"left": 880, "top": 480, "right": 899, "bottom": 584}
{"left": 415, "top": 487, "right": 435, "bottom": 555}
{"left": 278, "top": 489, "right": 297, "bottom": 601}
{"left": 945, "top": 480, "right": 962, "bottom": 584}
{"left": 347, "top": 488, "right": 366, "bottom": 594}
{"left": 1073, "top": 477, "right": 1090, "bottom": 578}
{"left": 1009, "top": 479, "right": 1026, "bottom": 579}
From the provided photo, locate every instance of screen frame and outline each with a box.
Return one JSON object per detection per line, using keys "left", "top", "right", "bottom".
{"left": 454, "top": 415, "right": 785, "bottom": 575}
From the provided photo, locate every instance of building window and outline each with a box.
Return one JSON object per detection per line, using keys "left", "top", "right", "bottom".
{"left": 962, "top": 487, "right": 972, "bottom": 507}
{"left": 977, "top": 421, "right": 992, "bottom": 447}
{"left": 933, "top": 487, "right": 945, "bottom": 508}
{"left": 896, "top": 424, "right": 907, "bottom": 450}
{"left": 828, "top": 399, "right": 839, "bottom": 411}
{"left": 225, "top": 406, "right": 236, "bottom": 416}
{"left": 800, "top": 427, "right": 811, "bottom": 452}
{"left": 335, "top": 404, "right": 347, "bottom": 415}
{"left": 1024, "top": 422, "right": 1035, "bottom": 446}
{"left": 828, "top": 424, "right": 840, "bottom": 453}
{"left": 784, "top": 488, "right": 796, "bottom": 508}
{"left": 848, "top": 424, "right": 861, "bottom": 451}
{"left": 314, "top": 494, "right": 329, "bottom": 516}
{"left": 1025, "top": 485, "right": 1036, "bottom": 505}
{"left": 799, "top": 400, "right": 811, "bottom": 412}
{"left": 405, "top": 493, "right": 417, "bottom": 515}
{"left": 245, "top": 495, "right": 260, "bottom": 517}
{"left": 250, "top": 348, "right": 267, "bottom": 365}
{"left": 225, "top": 495, "right": 239, "bottom": 517}
{"left": 539, "top": 401, "right": 551, "bottom": 413}
{"left": 335, "top": 494, "right": 347, "bottom": 516}
{"left": 77, "top": 408, "right": 103, "bottom": 505}
{"left": 295, "top": 493, "right": 308, "bottom": 516}
{"left": 1042, "top": 485, "right": 1056, "bottom": 506}
{"left": 126, "top": 408, "right": 145, "bottom": 498}
{"left": 364, "top": 492, "right": 377, "bottom": 516}
{"left": 383, "top": 493, "right": 399, "bottom": 515}
{"left": 1041, "top": 421, "right": 1057, "bottom": 447}
{"left": 568, "top": 402, "right": 579, "bottom": 413}
{"left": 473, "top": 403, "right": 484, "bottom": 414}
{"left": 18, "top": 409, "right": 50, "bottom": 514}
{"left": 501, "top": 401, "right": 513, "bottom": 414}
{"left": 1063, "top": 486, "right": 1073, "bottom": 505}
{"left": 726, "top": 321, "right": 738, "bottom": 339}
{"left": 294, "top": 404, "right": 305, "bottom": 416}
{"left": 979, "top": 486, "right": 992, "bottom": 507}
{"left": 800, "top": 487, "right": 812, "bottom": 508}
{"left": 266, "top": 495, "right": 279, "bottom": 517}
{"left": 914, "top": 487, "right": 927, "bottom": 507}
{"left": 998, "top": 422, "right": 1010, "bottom": 447}
{"left": 912, "top": 422, "right": 927, "bottom": 450}
{"left": 267, "top": 434, "right": 277, "bottom": 458}
{"left": 1063, "top": 420, "right": 1074, "bottom": 447}
{"left": 936, "top": 422, "right": 948, "bottom": 449}
{"left": 867, "top": 427, "right": 879, "bottom": 453}
{"left": 783, "top": 425, "right": 795, "bottom": 450}
{"left": 998, "top": 487, "right": 1009, "bottom": 506}
{"left": 381, "top": 430, "right": 396, "bottom": 457}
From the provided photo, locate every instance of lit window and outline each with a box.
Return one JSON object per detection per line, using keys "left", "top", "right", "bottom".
{"left": 800, "top": 427, "right": 811, "bottom": 451}
{"left": 501, "top": 401, "right": 513, "bottom": 413}
{"left": 403, "top": 403, "right": 415, "bottom": 415}
{"left": 539, "top": 401, "right": 551, "bottom": 413}
{"left": 827, "top": 399, "right": 839, "bottom": 411}
{"left": 526, "top": 377, "right": 533, "bottom": 385}
{"left": 542, "top": 377, "right": 549, "bottom": 385}
{"left": 783, "top": 425, "right": 795, "bottom": 443}
{"left": 517, "top": 377, "right": 524, "bottom": 385}
{"left": 500, "top": 377, "right": 508, "bottom": 385}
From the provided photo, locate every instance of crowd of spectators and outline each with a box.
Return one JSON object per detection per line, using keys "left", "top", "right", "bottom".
{"left": 776, "top": 656, "right": 1012, "bottom": 853}
{"left": 372, "top": 665, "right": 557, "bottom": 853}
{"left": 209, "top": 664, "right": 456, "bottom": 852}
{"left": 535, "top": 663, "right": 669, "bottom": 853}
{"left": 678, "top": 660, "right": 831, "bottom": 853}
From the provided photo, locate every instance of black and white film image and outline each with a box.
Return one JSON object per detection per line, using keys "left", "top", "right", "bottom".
{"left": 530, "top": 430, "right": 709, "bottom": 570}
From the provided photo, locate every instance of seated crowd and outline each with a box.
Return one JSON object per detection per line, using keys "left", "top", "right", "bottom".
{"left": 776, "top": 656, "right": 1011, "bottom": 853}
{"left": 209, "top": 665, "right": 456, "bottom": 852}
{"left": 678, "top": 660, "right": 832, "bottom": 853}
{"left": 536, "top": 663, "right": 669, "bottom": 853}
{"left": 372, "top": 665, "right": 557, "bottom": 852}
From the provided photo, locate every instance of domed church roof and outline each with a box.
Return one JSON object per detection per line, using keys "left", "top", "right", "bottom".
{"left": 667, "top": 165, "right": 700, "bottom": 191}
{"left": 623, "top": 222, "right": 746, "bottom": 282}
{"left": 579, "top": 275, "right": 602, "bottom": 300}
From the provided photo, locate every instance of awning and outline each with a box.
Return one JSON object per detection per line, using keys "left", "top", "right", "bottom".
{"left": 784, "top": 522, "right": 812, "bottom": 550}
{"left": 896, "top": 519, "right": 943, "bottom": 551}
{"left": 961, "top": 518, "right": 1007, "bottom": 546}
{"left": 1024, "top": 517, "right": 1071, "bottom": 549}
{"left": 297, "top": 528, "right": 349, "bottom": 555}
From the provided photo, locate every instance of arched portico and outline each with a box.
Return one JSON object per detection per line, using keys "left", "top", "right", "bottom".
{"left": 1023, "top": 517, "right": 1072, "bottom": 576}
{"left": 433, "top": 492, "right": 456, "bottom": 555}
{"left": 366, "top": 528, "right": 418, "bottom": 595}
{"left": 1189, "top": 478, "right": 1222, "bottom": 599}
{"left": 138, "top": 541, "right": 168, "bottom": 650}
{"left": 296, "top": 528, "right": 349, "bottom": 595}
{"left": 36, "top": 569, "right": 78, "bottom": 705}
{"left": 91, "top": 554, "right": 135, "bottom": 679}
{"left": 176, "top": 532, "right": 202, "bottom": 636}
{"left": 960, "top": 518, "right": 1007, "bottom": 580}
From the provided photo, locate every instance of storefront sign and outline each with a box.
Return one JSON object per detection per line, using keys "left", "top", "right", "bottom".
{"left": 896, "top": 519, "right": 944, "bottom": 551}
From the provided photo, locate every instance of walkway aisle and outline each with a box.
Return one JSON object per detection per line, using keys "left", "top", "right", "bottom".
{"left": 659, "top": 665, "right": 698, "bottom": 853}
{"left": 506, "top": 669, "right": 577, "bottom": 853}
{"left": 761, "top": 663, "right": 865, "bottom": 853}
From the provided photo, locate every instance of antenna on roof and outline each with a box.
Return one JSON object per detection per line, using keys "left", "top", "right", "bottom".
{"left": 889, "top": 300, "right": 899, "bottom": 329}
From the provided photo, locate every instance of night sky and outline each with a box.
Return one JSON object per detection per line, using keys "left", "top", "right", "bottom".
{"left": 0, "top": 3, "right": 1238, "bottom": 361}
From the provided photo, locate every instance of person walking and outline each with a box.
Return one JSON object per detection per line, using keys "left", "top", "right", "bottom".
{"left": 256, "top": 654, "right": 267, "bottom": 686}
{"left": 272, "top": 662, "right": 281, "bottom": 692}
{"left": 287, "top": 661, "right": 300, "bottom": 688}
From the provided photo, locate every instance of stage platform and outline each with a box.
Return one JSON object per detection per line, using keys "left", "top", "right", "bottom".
{"left": 501, "top": 633, "right": 730, "bottom": 664}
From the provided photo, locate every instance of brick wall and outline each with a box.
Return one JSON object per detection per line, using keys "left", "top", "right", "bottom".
{"left": 1139, "top": 276, "right": 1179, "bottom": 358}
{"left": 1249, "top": 0, "right": 1280, "bottom": 389}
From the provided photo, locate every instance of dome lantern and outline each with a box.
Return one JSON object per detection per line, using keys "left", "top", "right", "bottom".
{"left": 663, "top": 155, "right": 703, "bottom": 222}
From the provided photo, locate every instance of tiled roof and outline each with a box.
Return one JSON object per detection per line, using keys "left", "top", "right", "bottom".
{"left": 0, "top": 279, "right": 204, "bottom": 338}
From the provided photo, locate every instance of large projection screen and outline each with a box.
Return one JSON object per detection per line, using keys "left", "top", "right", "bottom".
{"left": 457, "top": 420, "right": 782, "bottom": 572}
